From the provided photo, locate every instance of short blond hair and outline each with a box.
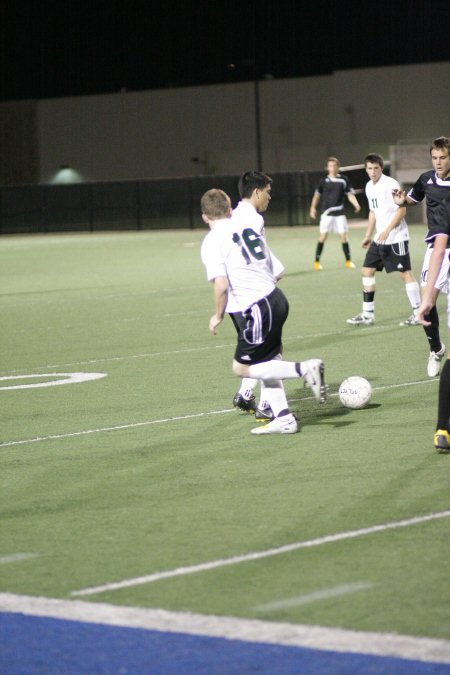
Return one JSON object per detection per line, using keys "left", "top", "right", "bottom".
{"left": 200, "top": 189, "right": 231, "bottom": 220}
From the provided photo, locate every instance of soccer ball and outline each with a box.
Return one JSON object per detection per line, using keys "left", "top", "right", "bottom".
{"left": 338, "top": 376, "right": 372, "bottom": 409}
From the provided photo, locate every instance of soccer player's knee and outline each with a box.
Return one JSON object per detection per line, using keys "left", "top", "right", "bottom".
{"left": 362, "top": 276, "right": 375, "bottom": 289}
{"left": 232, "top": 360, "right": 248, "bottom": 377}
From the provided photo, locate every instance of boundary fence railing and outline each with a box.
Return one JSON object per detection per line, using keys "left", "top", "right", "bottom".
{"left": 0, "top": 168, "right": 372, "bottom": 235}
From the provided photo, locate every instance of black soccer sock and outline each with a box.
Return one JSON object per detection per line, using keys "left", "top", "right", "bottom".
{"left": 315, "top": 242, "right": 324, "bottom": 261}
{"left": 423, "top": 305, "right": 442, "bottom": 353}
{"left": 363, "top": 291, "right": 375, "bottom": 303}
{"left": 437, "top": 359, "right": 450, "bottom": 431}
{"left": 342, "top": 242, "right": 351, "bottom": 261}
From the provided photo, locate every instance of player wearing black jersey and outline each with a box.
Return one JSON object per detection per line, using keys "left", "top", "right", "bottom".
{"left": 393, "top": 137, "right": 450, "bottom": 377}
{"left": 417, "top": 195, "right": 450, "bottom": 450}
{"left": 310, "top": 157, "right": 361, "bottom": 270}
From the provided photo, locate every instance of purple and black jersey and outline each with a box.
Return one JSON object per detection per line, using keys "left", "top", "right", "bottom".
{"left": 408, "top": 170, "right": 450, "bottom": 239}
{"left": 426, "top": 195, "right": 450, "bottom": 243}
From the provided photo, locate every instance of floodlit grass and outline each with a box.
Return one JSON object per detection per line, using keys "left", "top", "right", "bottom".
{"left": 1, "top": 224, "right": 448, "bottom": 640}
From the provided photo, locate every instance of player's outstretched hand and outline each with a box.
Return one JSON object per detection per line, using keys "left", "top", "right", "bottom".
{"left": 392, "top": 189, "right": 406, "bottom": 205}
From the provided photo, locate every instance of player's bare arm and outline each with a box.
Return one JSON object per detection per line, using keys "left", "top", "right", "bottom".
{"left": 417, "top": 234, "right": 449, "bottom": 325}
{"left": 348, "top": 193, "right": 361, "bottom": 213}
{"left": 209, "top": 275, "right": 229, "bottom": 335}
{"left": 376, "top": 206, "right": 406, "bottom": 243}
{"left": 362, "top": 212, "right": 375, "bottom": 248}
{"left": 309, "top": 193, "right": 320, "bottom": 219}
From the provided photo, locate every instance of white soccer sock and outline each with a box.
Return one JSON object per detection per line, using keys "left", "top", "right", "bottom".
{"left": 362, "top": 302, "right": 375, "bottom": 315}
{"left": 405, "top": 281, "right": 421, "bottom": 315}
{"left": 258, "top": 381, "right": 270, "bottom": 410}
{"left": 362, "top": 277, "right": 375, "bottom": 316}
{"left": 238, "top": 378, "right": 258, "bottom": 399}
{"left": 248, "top": 360, "right": 299, "bottom": 380}
{"left": 260, "top": 382, "right": 290, "bottom": 418}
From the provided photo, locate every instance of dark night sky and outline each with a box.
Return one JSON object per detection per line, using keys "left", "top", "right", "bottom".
{"left": 1, "top": 0, "right": 450, "bottom": 102}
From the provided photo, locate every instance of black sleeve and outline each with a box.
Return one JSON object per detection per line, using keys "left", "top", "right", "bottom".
{"left": 407, "top": 174, "right": 426, "bottom": 203}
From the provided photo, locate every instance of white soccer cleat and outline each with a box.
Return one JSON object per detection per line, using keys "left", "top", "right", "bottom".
{"left": 427, "top": 343, "right": 446, "bottom": 377}
{"left": 251, "top": 413, "right": 298, "bottom": 435}
{"left": 400, "top": 314, "right": 419, "bottom": 326}
{"left": 346, "top": 313, "right": 374, "bottom": 325}
{"left": 302, "top": 359, "right": 327, "bottom": 403}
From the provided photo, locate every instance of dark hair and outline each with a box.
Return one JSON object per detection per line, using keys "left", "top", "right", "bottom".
{"left": 200, "top": 189, "right": 231, "bottom": 219}
{"left": 238, "top": 171, "right": 272, "bottom": 199}
{"left": 364, "top": 153, "right": 384, "bottom": 168}
{"left": 430, "top": 136, "right": 450, "bottom": 154}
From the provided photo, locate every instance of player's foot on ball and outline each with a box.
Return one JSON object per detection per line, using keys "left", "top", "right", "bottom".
{"left": 232, "top": 393, "right": 256, "bottom": 414}
{"left": 302, "top": 359, "right": 327, "bottom": 403}
{"left": 251, "top": 413, "right": 297, "bottom": 435}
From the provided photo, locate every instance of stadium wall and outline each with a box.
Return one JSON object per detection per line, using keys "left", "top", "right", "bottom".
{"left": 0, "top": 61, "right": 449, "bottom": 187}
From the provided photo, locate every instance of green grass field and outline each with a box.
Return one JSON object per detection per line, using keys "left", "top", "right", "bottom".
{"left": 1, "top": 224, "right": 449, "bottom": 643}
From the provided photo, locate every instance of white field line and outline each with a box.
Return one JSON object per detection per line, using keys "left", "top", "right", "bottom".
{"left": 0, "top": 372, "right": 106, "bottom": 391}
{"left": 0, "top": 553, "right": 39, "bottom": 564}
{"left": 0, "top": 378, "right": 435, "bottom": 449}
{"left": 0, "top": 325, "right": 397, "bottom": 374}
{"left": 71, "top": 510, "right": 450, "bottom": 598}
{"left": 0, "top": 409, "right": 233, "bottom": 448}
{"left": 253, "top": 582, "right": 374, "bottom": 612}
{"left": 1, "top": 593, "right": 449, "bottom": 664}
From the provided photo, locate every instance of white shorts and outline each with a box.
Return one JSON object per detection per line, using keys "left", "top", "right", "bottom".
{"left": 319, "top": 214, "right": 348, "bottom": 235}
{"left": 420, "top": 244, "right": 450, "bottom": 294}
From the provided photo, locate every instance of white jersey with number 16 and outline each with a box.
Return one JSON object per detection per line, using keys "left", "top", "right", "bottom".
{"left": 201, "top": 201, "right": 277, "bottom": 312}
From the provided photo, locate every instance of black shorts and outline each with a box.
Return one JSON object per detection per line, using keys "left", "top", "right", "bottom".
{"left": 363, "top": 240, "right": 412, "bottom": 273}
{"left": 230, "top": 287, "right": 289, "bottom": 365}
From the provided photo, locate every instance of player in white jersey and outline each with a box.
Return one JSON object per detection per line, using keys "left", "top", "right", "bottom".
{"left": 200, "top": 186, "right": 327, "bottom": 435}
{"left": 223, "top": 172, "right": 284, "bottom": 422}
{"left": 347, "top": 154, "right": 421, "bottom": 326}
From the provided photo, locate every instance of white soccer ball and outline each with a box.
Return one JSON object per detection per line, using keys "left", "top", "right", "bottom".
{"left": 338, "top": 376, "right": 372, "bottom": 409}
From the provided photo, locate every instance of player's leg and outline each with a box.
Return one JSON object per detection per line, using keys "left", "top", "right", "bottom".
{"left": 232, "top": 377, "right": 258, "bottom": 413}
{"left": 347, "top": 242, "right": 380, "bottom": 325}
{"left": 232, "top": 289, "right": 326, "bottom": 434}
{"left": 254, "top": 375, "right": 273, "bottom": 422}
{"left": 434, "top": 294, "right": 450, "bottom": 451}
{"left": 420, "top": 245, "right": 447, "bottom": 376}
{"left": 434, "top": 357, "right": 450, "bottom": 451}
{"left": 314, "top": 219, "right": 329, "bottom": 269}
{"left": 229, "top": 313, "right": 258, "bottom": 412}
{"left": 399, "top": 270, "right": 421, "bottom": 326}
{"left": 337, "top": 218, "right": 355, "bottom": 268}
{"left": 346, "top": 269, "right": 376, "bottom": 325}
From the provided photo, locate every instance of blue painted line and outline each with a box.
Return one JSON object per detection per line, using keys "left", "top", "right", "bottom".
{"left": 1, "top": 612, "right": 450, "bottom": 674}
